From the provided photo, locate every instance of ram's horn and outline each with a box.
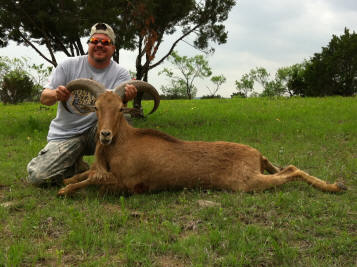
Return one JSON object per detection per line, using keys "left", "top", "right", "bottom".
{"left": 113, "top": 80, "right": 160, "bottom": 115}
{"left": 62, "top": 78, "right": 107, "bottom": 114}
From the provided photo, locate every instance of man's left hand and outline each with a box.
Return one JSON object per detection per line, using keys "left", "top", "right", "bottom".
{"left": 124, "top": 84, "right": 137, "bottom": 102}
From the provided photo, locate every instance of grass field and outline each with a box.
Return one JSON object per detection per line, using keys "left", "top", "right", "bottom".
{"left": 0, "top": 97, "right": 356, "bottom": 266}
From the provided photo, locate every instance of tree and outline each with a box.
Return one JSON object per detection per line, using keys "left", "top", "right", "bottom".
{"left": 206, "top": 74, "right": 226, "bottom": 96}
{"left": 1, "top": 0, "right": 236, "bottom": 110}
{"left": 304, "top": 28, "right": 357, "bottom": 96}
{"left": 131, "top": 0, "right": 236, "bottom": 81}
{"left": 249, "top": 67, "right": 269, "bottom": 88}
{"left": 0, "top": 69, "right": 36, "bottom": 104}
{"left": 259, "top": 80, "right": 284, "bottom": 97}
{"left": 0, "top": 0, "right": 131, "bottom": 66}
{"left": 0, "top": 56, "right": 52, "bottom": 102}
{"left": 235, "top": 67, "right": 287, "bottom": 97}
{"left": 234, "top": 73, "right": 254, "bottom": 97}
{"left": 0, "top": 0, "right": 236, "bottom": 79}
{"left": 275, "top": 63, "right": 306, "bottom": 96}
{"left": 159, "top": 51, "right": 212, "bottom": 99}
{"left": 160, "top": 79, "right": 196, "bottom": 99}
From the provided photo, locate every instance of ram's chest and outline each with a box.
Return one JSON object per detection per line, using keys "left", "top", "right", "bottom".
{"left": 100, "top": 145, "right": 124, "bottom": 172}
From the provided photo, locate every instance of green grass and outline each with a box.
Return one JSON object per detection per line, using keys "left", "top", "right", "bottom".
{"left": 0, "top": 97, "right": 356, "bottom": 266}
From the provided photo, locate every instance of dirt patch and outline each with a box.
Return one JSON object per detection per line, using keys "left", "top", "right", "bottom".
{"left": 102, "top": 203, "right": 122, "bottom": 213}
{"left": 238, "top": 209, "right": 278, "bottom": 226}
{"left": 37, "top": 216, "right": 65, "bottom": 239}
{"left": 0, "top": 184, "right": 9, "bottom": 199}
{"left": 197, "top": 199, "right": 220, "bottom": 208}
{"left": 0, "top": 201, "right": 17, "bottom": 208}
{"left": 102, "top": 203, "right": 144, "bottom": 218}
{"left": 182, "top": 219, "right": 203, "bottom": 231}
{"left": 0, "top": 200, "right": 24, "bottom": 212}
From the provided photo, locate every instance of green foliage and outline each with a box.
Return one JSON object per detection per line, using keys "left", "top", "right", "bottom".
{"left": 160, "top": 79, "right": 196, "bottom": 99}
{"left": 230, "top": 92, "right": 246, "bottom": 98}
{"left": 206, "top": 74, "right": 226, "bottom": 96}
{"left": 0, "top": 56, "right": 52, "bottom": 103}
{"left": 259, "top": 81, "right": 285, "bottom": 97}
{"left": 235, "top": 67, "right": 285, "bottom": 97}
{"left": 159, "top": 51, "right": 212, "bottom": 99}
{"left": 200, "top": 94, "right": 223, "bottom": 99}
{"left": 304, "top": 28, "right": 357, "bottom": 96}
{"left": 235, "top": 73, "right": 254, "bottom": 97}
{"left": 236, "top": 27, "right": 357, "bottom": 98}
{"left": 0, "top": 69, "right": 36, "bottom": 104}
{"left": 0, "top": 0, "right": 236, "bottom": 81}
{"left": 276, "top": 63, "right": 306, "bottom": 96}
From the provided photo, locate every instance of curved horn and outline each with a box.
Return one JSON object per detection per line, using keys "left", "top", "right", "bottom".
{"left": 62, "top": 78, "right": 106, "bottom": 113}
{"left": 113, "top": 80, "right": 160, "bottom": 115}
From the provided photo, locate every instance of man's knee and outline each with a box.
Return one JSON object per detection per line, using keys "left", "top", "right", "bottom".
{"left": 26, "top": 138, "right": 84, "bottom": 186}
{"left": 26, "top": 158, "right": 57, "bottom": 186}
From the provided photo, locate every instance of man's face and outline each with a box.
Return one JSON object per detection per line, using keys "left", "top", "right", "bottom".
{"left": 88, "top": 33, "right": 115, "bottom": 64}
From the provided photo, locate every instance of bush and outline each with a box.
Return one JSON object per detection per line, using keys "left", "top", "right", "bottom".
{"left": 0, "top": 56, "right": 52, "bottom": 103}
{"left": 230, "top": 92, "right": 246, "bottom": 98}
{"left": 0, "top": 69, "right": 36, "bottom": 104}
{"left": 200, "top": 94, "right": 222, "bottom": 99}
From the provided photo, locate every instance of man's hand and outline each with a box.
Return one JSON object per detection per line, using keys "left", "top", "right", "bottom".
{"left": 40, "top": 86, "right": 71, "bottom": 106}
{"left": 55, "top": 86, "right": 71, "bottom": 102}
{"left": 124, "top": 84, "right": 137, "bottom": 102}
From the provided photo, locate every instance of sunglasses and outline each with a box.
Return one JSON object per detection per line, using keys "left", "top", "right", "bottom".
{"left": 88, "top": 37, "right": 112, "bottom": 46}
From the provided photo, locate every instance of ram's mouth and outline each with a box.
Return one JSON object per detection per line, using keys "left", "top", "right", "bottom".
{"left": 100, "top": 137, "right": 112, "bottom": 145}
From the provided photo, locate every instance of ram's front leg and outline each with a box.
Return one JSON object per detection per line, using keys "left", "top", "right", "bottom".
{"left": 63, "top": 169, "right": 92, "bottom": 185}
{"left": 58, "top": 177, "right": 95, "bottom": 196}
{"left": 91, "top": 146, "right": 113, "bottom": 182}
{"left": 93, "top": 166, "right": 112, "bottom": 182}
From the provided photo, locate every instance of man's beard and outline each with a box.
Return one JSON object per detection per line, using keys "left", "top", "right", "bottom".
{"left": 92, "top": 49, "right": 108, "bottom": 63}
{"left": 93, "top": 56, "right": 107, "bottom": 63}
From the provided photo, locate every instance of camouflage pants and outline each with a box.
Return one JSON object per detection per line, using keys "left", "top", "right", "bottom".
{"left": 27, "top": 126, "right": 97, "bottom": 186}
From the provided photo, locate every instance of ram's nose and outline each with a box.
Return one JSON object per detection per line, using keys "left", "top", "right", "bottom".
{"left": 100, "top": 130, "right": 112, "bottom": 145}
{"left": 101, "top": 130, "right": 111, "bottom": 137}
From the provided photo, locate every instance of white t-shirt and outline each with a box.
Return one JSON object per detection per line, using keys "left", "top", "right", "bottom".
{"left": 45, "top": 55, "right": 131, "bottom": 141}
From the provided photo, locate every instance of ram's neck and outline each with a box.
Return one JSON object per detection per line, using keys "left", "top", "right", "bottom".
{"left": 114, "top": 114, "right": 134, "bottom": 144}
{"left": 94, "top": 140, "right": 110, "bottom": 172}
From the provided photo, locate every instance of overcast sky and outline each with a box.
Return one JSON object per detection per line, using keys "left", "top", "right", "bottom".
{"left": 1, "top": 0, "right": 357, "bottom": 97}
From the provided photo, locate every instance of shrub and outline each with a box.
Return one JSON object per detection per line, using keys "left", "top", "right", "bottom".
{"left": 230, "top": 92, "right": 246, "bottom": 98}
{"left": 0, "top": 56, "right": 52, "bottom": 103}
{"left": 0, "top": 69, "right": 36, "bottom": 104}
{"left": 200, "top": 94, "right": 223, "bottom": 99}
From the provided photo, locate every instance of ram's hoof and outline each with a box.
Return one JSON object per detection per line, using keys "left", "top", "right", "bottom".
{"left": 57, "top": 187, "right": 68, "bottom": 196}
{"left": 336, "top": 182, "right": 347, "bottom": 191}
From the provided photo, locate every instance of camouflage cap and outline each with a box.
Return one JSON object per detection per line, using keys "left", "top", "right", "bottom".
{"left": 90, "top": 23, "right": 116, "bottom": 45}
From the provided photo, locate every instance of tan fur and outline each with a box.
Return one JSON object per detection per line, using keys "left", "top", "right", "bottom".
{"left": 58, "top": 92, "right": 347, "bottom": 196}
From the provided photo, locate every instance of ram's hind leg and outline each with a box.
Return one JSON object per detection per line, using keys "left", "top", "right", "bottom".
{"left": 280, "top": 165, "right": 346, "bottom": 192}
{"left": 261, "top": 156, "right": 281, "bottom": 174}
{"left": 246, "top": 165, "right": 346, "bottom": 193}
